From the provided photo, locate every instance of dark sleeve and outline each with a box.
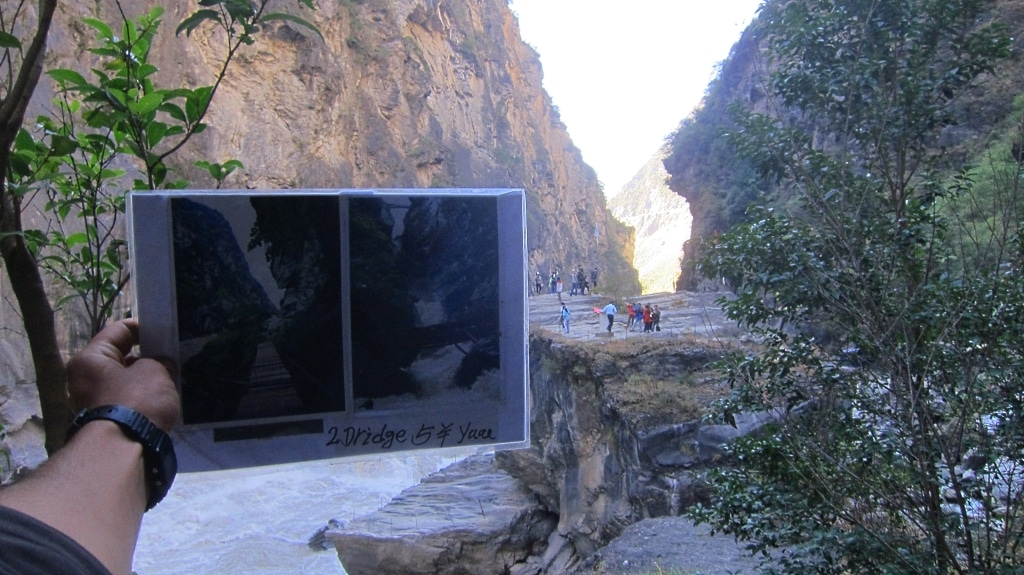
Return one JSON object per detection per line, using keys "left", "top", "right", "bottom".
{"left": 0, "top": 505, "right": 113, "bottom": 575}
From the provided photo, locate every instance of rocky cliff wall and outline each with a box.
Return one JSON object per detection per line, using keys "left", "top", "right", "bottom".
{"left": 38, "top": 0, "right": 638, "bottom": 291}
{"left": 0, "top": 0, "right": 640, "bottom": 472}
{"left": 494, "top": 333, "right": 765, "bottom": 570}
{"left": 664, "top": 0, "right": 1024, "bottom": 289}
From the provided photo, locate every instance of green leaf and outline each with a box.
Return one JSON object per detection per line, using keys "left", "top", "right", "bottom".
{"left": 129, "top": 91, "right": 164, "bottom": 115}
{"left": 49, "top": 134, "right": 79, "bottom": 156}
{"left": 14, "top": 128, "right": 35, "bottom": 151}
{"left": 158, "top": 101, "right": 187, "bottom": 123}
{"left": 104, "top": 88, "right": 128, "bottom": 109}
{"left": 147, "top": 121, "right": 169, "bottom": 148}
{"left": 137, "top": 63, "right": 159, "bottom": 80}
{"left": 47, "top": 68, "right": 88, "bottom": 87}
{"left": 65, "top": 232, "right": 89, "bottom": 248}
{"left": 8, "top": 152, "right": 32, "bottom": 179}
{"left": 0, "top": 31, "right": 21, "bottom": 49}
{"left": 260, "top": 13, "right": 324, "bottom": 42}
{"left": 176, "top": 9, "right": 221, "bottom": 37}
{"left": 82, "top": 18, "right": 114, "bottom": 41}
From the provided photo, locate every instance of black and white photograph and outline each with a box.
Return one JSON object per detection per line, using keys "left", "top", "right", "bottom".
{"left": 348, "top": 195, "right": 501, "bottom": 409}
{"left": 128, "top": 189, "right": 527, "bottom": 471}
{"left": 171, "top": 194, "right": 345, "bottom": 426}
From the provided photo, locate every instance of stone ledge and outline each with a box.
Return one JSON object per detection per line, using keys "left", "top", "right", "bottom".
{"left": 328, "top": 454, "right": 557, "bottom": 575}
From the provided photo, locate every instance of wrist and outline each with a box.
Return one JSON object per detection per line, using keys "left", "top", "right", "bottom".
{"left": 66, "top": 405, "right": 177, "bottom": 511}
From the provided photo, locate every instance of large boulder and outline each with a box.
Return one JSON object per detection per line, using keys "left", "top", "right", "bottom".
{"left": 328, "top": 454, "right": 557, "bottom": 575}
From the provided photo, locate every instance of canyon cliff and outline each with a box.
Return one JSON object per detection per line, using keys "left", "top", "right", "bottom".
{"left": 664, "top": 0, "right": 1024, "bottom": 288}
{"left": 1, "top": 0, "right": 640, "bottom": 468}
{"left": 41, "top": 0, "right": 638, "bottom": 288}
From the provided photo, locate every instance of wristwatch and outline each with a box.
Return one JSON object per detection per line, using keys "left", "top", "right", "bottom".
{"left": 66, "top": 404, "right": 177, "bottom": 511}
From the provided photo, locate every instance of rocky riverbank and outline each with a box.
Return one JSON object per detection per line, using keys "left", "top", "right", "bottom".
{"left": 327, "top": 290, "right": 767, "bottom": 574}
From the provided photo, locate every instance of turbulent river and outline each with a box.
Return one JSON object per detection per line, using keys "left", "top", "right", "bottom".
{"left": 133, "top": 453, "right": 461, "bottom": 574}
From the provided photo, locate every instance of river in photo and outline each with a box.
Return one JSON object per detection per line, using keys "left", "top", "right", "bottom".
{"left": 134, "top": 453, "right": 462, "bottom": 574}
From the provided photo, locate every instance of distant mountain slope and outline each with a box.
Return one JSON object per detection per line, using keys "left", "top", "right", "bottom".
{"left": 609, "top": 148, "right": 691, "bottom": 294}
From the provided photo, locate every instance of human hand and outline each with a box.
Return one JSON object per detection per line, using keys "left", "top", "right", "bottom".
{"left": 66, "top": 318, "right": 180, "bottom": 433}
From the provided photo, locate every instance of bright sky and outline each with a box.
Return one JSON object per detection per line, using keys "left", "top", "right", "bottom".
{"left": 509, "top": 0, "right": 764, "bottom": 198}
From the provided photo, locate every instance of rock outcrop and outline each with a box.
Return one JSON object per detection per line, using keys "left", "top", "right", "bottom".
{"left": 496, "top": 335, "right": 768, "bottom": 569}
{"left": 325, "top": 297, "right": 769, "bottom": 574}
{"left": 328, "top": 453, "right": 558, "bottom": 575}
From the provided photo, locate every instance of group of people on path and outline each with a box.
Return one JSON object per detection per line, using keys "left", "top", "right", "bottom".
{"left": 598, "top": 301, "right": 661, "bottom": 334}
{"left": 626, "top": 302, "right": 661, "bottom": 333}
{"left": 533, "top": 265, "right": 598, "bottom": 299}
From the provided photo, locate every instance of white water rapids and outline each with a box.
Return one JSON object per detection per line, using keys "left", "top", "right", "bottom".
{"left": 133, "top": 453, "right": 461, "bottom": 574}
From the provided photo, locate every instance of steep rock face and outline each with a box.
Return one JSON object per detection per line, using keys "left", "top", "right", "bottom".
{"left": 1, "top": 0, "right": 640, "bottom": 470}
{"left": 495, "top": 335, "right": 766, "bottom": 569}
{"left": 664, "top": 0, "right": 1024, "bottom": 288}
{"left": 38, "top": 0, "right": 638, "bottom": 292}
{"left": 609, "top": 148, "right": 691, "bottom": 294}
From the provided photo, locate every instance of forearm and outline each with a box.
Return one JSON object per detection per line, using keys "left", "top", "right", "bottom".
{"left": 0, "top": 421, "right": 147, "bottom": 575}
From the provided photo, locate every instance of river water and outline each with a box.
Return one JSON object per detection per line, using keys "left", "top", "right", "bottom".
{"left": 133, "top": 453, "right": 461, "bottom": 574}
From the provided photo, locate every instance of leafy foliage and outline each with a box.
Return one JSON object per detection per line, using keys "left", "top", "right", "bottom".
{"left": 690, "top": 1, "right": 1024, "bottom": 573}
{"left": 0, "top": 0, "right": 319, "bottom": 452}
{"left": 13, "top": 1, "right": 318, "bottom": 337}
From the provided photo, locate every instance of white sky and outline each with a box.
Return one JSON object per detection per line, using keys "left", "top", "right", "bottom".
{"left": 509, "top": 0, "right": 764, "bottom": 198}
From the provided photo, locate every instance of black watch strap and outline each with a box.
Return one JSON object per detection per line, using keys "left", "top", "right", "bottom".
{"left": 66, "top": 405, "right": 177, "bottom": 511}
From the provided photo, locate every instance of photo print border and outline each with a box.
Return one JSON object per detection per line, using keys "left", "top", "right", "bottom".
{"left": 129, "top": 189, "right": 528, "bottom": 471}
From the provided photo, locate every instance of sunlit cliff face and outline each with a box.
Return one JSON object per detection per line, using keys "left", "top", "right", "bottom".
{"left": 610, "top": 151, "right": 692, "bottom": 294}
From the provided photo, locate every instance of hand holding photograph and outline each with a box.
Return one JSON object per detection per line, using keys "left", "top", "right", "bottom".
{"left": 129, "top": 189, "right": 528, "bottom": 471}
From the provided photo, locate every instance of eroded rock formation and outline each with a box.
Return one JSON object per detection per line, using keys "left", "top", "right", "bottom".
{"left": 325, "top": 329, "right": 770, "bottom": 574}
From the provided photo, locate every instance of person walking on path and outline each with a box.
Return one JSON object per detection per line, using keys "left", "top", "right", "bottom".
{"left": 560, "top": 303, "right": 572, "bottom": 333}
{"left": 652, "top": 304, "right": 662, "bottom": 331}
{"left": 626, "top": 303, "right": 636, "bottom": 331}
{"left": 602, "top": 301, "right": 617, "bottom": 333}
{"left": 643, "top": 303, "right": 654, "bottom": 332}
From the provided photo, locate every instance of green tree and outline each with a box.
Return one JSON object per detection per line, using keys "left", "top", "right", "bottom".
{"left": 0, "top": 0, "right": 318, "bottom": 454}
{"left": 691, "top": 1, "right": 1024, "bottom": 573}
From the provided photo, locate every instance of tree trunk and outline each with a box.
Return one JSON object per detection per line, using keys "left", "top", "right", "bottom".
{"left": 0, "top": 233, "right": 71, "bottom": 454}
{"left": 0, "top": 0, "right": 68, "bottom": 454}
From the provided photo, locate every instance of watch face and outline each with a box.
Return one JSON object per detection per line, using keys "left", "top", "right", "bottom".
{"left": 130, "top": 189, "right": 529, "bottom": 471}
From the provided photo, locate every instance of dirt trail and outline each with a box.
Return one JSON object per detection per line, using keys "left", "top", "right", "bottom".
{"left": 528, "top": 289, "right": 730, "bottom": 342}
